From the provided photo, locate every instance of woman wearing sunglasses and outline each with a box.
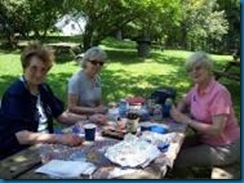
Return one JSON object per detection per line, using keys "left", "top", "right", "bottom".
{"left": 0, "top": 43, "right": 85, "bottom": 160}
{"left": 68, "top": 46, "right": 107, "bottom": 124}
{"left": 170, "top": 52, "right": 240, "bottom": 178}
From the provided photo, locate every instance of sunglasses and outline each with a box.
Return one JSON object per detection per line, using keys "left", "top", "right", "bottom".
{"left": 88, "top": 60, "right": 104, "bottom": 66}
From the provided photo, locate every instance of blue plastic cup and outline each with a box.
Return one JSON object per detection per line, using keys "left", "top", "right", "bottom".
{"left": 84, "top": 123, "right": 96, "bottom": 141}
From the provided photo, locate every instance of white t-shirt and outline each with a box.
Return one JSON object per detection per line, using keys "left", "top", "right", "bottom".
{"left": 36, "top": 94, "right": 48, "bottom": 133}
{"left": 20, "top": 76, "right": 48, "bottom": 133}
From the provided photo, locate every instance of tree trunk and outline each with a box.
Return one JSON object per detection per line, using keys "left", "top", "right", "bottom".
{"left": 5, "top": 27, "right": 17, "bottom": 48}
{"left": 116, "top": 30, "right": 123, "bottom": 40}
{"left": 83, "top": 33, "right": 93, "bottom": 51}
{"left": 6, "top": 34, "right": 17, "bottom": 48}
{"left": 33, "top": 29, "right": 41, "bottom": 40}
{"left": 137, "top": 36, "right": 151, "bottom": 58}
{"left": 83, "top": 22, "right": 95, "bottom": 51}
{"left": 181, "top": 25, "right": 188, "bottom": 49}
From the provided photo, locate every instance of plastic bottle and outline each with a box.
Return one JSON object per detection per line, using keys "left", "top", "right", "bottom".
{"left": 118, "top": 99, "right": 128, "bottom": 118}
{"left": 146, "top": 98, "right": 155, "bottom": 116}
{"left": 153, "top": 104, "right": 162, "bottom": 121}
{"left": 163, "top": 98, "right": 173, "bottom": 118}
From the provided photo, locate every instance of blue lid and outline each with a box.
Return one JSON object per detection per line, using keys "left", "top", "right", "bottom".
{"left": 149, "top": 125, "right": 168, "bottom": 134}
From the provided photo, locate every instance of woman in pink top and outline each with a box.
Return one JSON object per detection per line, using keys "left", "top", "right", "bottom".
{"left": 170, "top": 51, "right": 240, "bottom": 178}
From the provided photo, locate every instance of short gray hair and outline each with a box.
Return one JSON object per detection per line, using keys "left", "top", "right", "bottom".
{"left": 185, "top": 51, "right": 213, "bottom": 73}
{"left": 81, "top": 46, "right": 107, "bottom": 68}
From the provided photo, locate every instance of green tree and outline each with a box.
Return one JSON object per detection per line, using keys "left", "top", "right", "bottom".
{"left": 0, "top": 0, "right": 29, "bottom": 47}
{"left": 64, "top": 0, "right": 179, "bottom": 50}
{"left": 166, "top": 0, "right": 229, "bottom": 52}
{"left": 25, "top": 0, "right": 64, "bottom": 40}
{"left": 126, "top": 0, "right": 181, "bottom": 42}
{"left": 216, "top": 0, "right": 240, "bottom": 51}
{"left": 0, "top": 0, "right": 64, "bottom": 47}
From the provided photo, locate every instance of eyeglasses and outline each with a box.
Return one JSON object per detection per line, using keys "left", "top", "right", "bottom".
{"left": 88, "top": 60, "right": 104, "bottom": 66}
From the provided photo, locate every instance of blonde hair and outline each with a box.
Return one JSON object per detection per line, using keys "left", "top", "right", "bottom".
{"left": 21, "top": 42, "right": 54, "bottom": 69}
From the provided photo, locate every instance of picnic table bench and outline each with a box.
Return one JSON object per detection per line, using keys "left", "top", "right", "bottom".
{"left": 0, "top": 146, "right": 41, "bottom": 179}
{"left": 214, "top": 60, "right": 240, "bottom": 81}
{"left": 0, "top": 119, "right": 187, "bottom": 179}
{"left": 214, "top": 48, "right": 240, "bottom": 81}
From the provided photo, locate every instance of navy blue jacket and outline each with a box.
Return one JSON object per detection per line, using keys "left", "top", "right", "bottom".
{"left": 0, "top": 78, "right": 64, "bottom": 159}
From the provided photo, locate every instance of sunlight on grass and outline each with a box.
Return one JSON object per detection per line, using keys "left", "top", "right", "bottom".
{"left": 0, "top": 38, "right": 239, "bottom": 121}
{"left": 158, "top": 50, "right": 193, "bottom": 59}
{"left": 0, "top": 54, "right": 22, "bottom": 75}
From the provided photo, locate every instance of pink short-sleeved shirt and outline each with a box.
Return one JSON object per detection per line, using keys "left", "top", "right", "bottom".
{"left": 184, "top": 78, "right": 240, "bottom": 146}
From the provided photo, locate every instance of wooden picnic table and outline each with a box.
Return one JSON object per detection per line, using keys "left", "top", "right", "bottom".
{"left": 0, "top": 119, "right": 187, "bottom": 179}
{"left": 214, "top": 60, "right": 240, "bottom": 81}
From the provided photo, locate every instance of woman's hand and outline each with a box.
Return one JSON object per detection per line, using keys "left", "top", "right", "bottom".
{"left": 57, "top": 134, "right": 83, "bottom": 146}
{"left": 170, "top": 105, "right": 191, "bottom": 124}
{"left": 89, "top": 114, "right": 107, "bottom": 125}
{"left": 94, "top": 106, "right": 108, "bottom": 114}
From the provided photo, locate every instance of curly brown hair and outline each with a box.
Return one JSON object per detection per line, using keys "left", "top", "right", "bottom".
{"left": 21, "top": 42, "right": 54, "bottom": 70}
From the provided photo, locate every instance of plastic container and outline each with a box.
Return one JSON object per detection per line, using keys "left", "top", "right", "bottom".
{"left": 163, "top": 98, "right": 173, "bottom": 118}
{"left": 149, "top": 125, "right": 168, "bottom": 134}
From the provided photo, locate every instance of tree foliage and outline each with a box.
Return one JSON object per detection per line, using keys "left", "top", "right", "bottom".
{"left": 0, "top": 0, "right": 240, "bottom": 53}
{"left": 166, "top": 0, "right": 229, "bottom": 52}
{"left": 216, "top": 0, "right": 240, "bottom": 50}
{"left": 63, "top": 0, "right": 183, "bottom": 50}
{"left": 0, "top": 0, "right": 64, "bottom": 47}
{"left": 123, "top": 0, "right": 181, "bottom": 42}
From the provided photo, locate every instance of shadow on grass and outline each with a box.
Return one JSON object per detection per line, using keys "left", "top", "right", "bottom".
{"left": 0, "top": 68, "right": 190, "bottom": 104}
{"left": 105, "top": 49, "right": 142, "bottom": 64}
{"left": 55, "top": 52, "right": 76, "bottom": 64}
{"left": 151, "top": 52, "right": 187, "bottom": 66}
{"left": 45, "top": 72, "right": 73, "bottom": 103}
{"left": 0, "top": 47, "right": 22, "bottom": 55}
{"left": 0, "top": 66, "right": 240, "bottom": 124}
{"left": 105, "top": 49, "right": 187, "bottom": 67}
{"left": 102, "top": 38, "right": 137, "bottom": 49}
{"left": 101, "top": 68, "right": 191, "bottom": 103}
{"left": 0, "top": 75, "right": 17, "bottom": 97}
{"left": 0, "top": 44, "right": 240, "bottom": 121}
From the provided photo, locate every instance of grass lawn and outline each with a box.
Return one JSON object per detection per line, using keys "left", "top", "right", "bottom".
{"left": 0, "top": 37, "right": 241, "bottom": 178}
{"left": 0, "top": 37, "right": 240, "bottom": 121}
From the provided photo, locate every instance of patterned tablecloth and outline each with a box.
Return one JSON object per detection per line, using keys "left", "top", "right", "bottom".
{"left": 38, "top": 121, "right": 187, "bottom": 179}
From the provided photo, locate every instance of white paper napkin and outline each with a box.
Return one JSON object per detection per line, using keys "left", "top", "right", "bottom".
{"left": 35, "top": 160, "right": 96, "bottom": 178}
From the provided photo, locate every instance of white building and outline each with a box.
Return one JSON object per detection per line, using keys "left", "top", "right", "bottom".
{"left": 55, "top": 13, "right": 87, "bottom": 36}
